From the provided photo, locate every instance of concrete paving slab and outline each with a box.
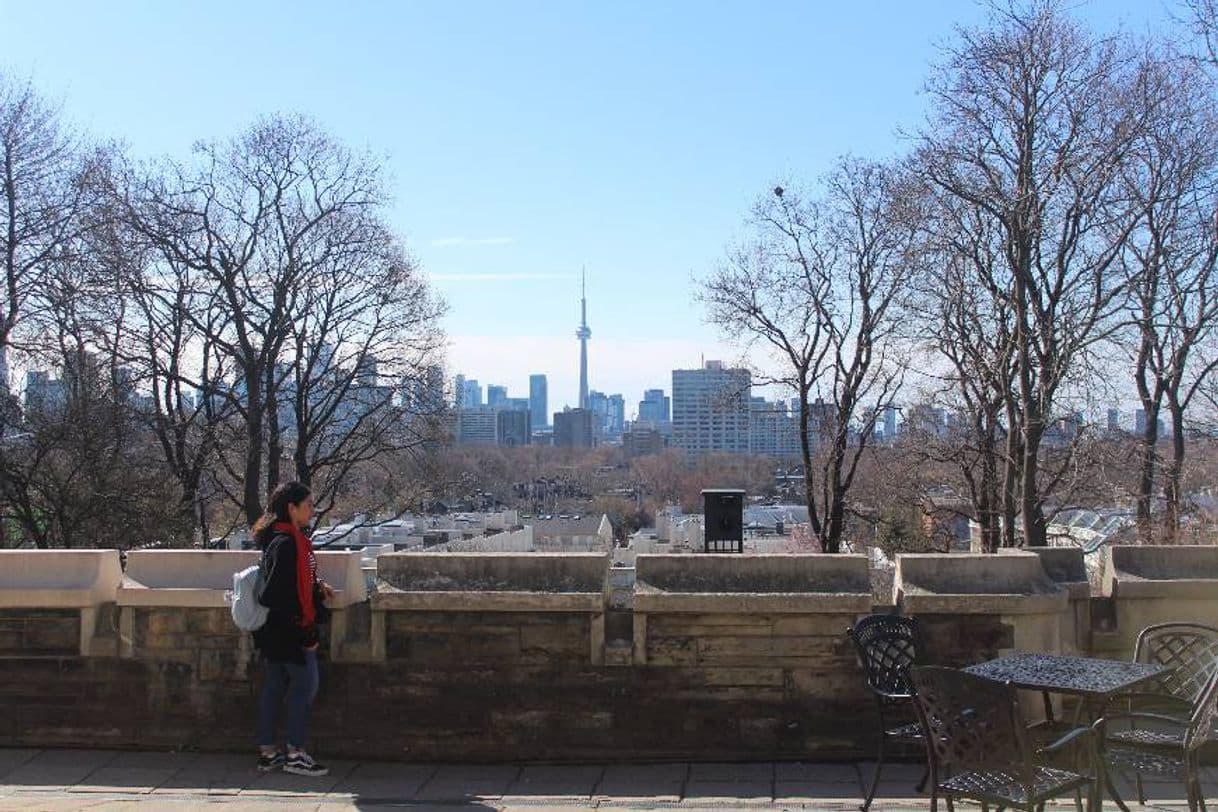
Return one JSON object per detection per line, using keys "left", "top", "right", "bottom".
{"left": 774, "top": 762, "right": 860, "bottom": 783}
{"left": 682, "top": 781, "right": 773, "bottom": 801}
{"left": 102, "top": 751, "right": 201, "bottom": 771}
{"left": 169, "top": 752, "right": 262, "bottom": 773}
{"left": 416, "top": 765, "right": 522, "bottom": 801}
{"left": 0, "top": 764, "right": 97, "bottom": 791}
{"left": 151, "top": 768, "right": 259, "bottom": 796}
{"left": 688, "top": 762, "right": 774, "bottom": 783}
{"left": 244, "top": 760, "right": 354, "bottom": 796}
{"left": 342, "top": 760, "right": 437, "bottom": 780}
{"left": 64, "top": 767, "right": 177, "bottom": 794}
{"left": 595, "top": 763, "right": 687, "bottom": 800}
{"left": 331, "top": 774, "right": 435, "bottom": 801}
{"left": 0, "top": 749, "right": 39, "bottom": 781}
{"left": 507, "top": 764, "right": 604, "bottom": 797}
{"left": 774, "top": 780, "right": 869, "bottom": 800}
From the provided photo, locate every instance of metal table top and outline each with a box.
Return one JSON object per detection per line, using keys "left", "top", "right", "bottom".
{"left": 965, "top": 651, "right": 1168, "bottom": 698}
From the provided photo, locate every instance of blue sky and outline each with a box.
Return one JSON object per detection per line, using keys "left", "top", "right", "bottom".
{"left": 3, "top": 1, "right": 1178, "bottom": 415}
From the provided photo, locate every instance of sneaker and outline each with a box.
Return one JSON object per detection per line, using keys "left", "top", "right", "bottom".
{"left": 257, "top": 750, "right": 285, "bottom": 772}
{"left": 284, "top": 750, "right": 329, "bottom": 777}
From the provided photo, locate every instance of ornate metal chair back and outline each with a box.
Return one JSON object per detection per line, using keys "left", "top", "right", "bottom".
{"left": 911, "top": 665, "right": 1034, "bottom": 788}
{"left": 1134, "top": 622, "right": 1218, "bottom": 707}
{"left": 848, "top": 614, "right": 922, "bottom": 699}
{"left": 1184, "top": 668, "right": 1218, "bottom": 752}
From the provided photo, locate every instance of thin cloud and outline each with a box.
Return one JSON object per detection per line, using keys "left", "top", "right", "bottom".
{"left": 430, "top": 236, "right": 516, "bottom": 247}
{"left": 428, "top": 272, "right": 573, "bottom": 282}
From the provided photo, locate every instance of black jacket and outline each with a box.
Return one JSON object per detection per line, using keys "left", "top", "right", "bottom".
{"left": 252, "top": 531, "right": 322, "bottom": 663}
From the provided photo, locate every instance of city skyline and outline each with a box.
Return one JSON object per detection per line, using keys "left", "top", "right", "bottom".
{"left": 3, "top": 1, "right": 1174, "bottom": 413}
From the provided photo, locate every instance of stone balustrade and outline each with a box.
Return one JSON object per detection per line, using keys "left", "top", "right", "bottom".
{"left": 0, "top": 549, "right": 122, "bottom": 656}
{"left": 999, "top": 547, "right": 1091, "bottom": 654}
{"left": 1102, "top": 544, "right": 1218, "bottom": 655}
{"left": 0, "top": 546, "right": 1214, "bottom": 761}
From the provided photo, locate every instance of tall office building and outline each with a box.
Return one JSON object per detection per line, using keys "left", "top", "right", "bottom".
{"left": 487, "top": 384, "right": 508, "bottom": 408}
{"left": 554, "top": 408, "right": 594, "bottom": 448}
{"left": 607, "top": 394, "right": 625, "bottom": 438}
{"left": 638, "top": 389, "right": 670, "bottom": 426}
{"left": 529, "top": 374, "right": 548, "bottom": 429}
{"left": 749, "top": 398, "right": 800, "bottom": 457}
{"left": 453, "top": 378, "right": 482, "bottom": 408}
{"left": 671, "top": 361, "right": 751, "bottom": 454}
{"left": 497, "top": 409, "right": 531, "bottom": 447}
{"left": 587, "top": 390, "right": 608, "bottom": 437}
{"left": 454, "top": 407, "right": 499, "bottom": 445}
{"left": 883, "top": 405, "right": 898, "bottom": 441}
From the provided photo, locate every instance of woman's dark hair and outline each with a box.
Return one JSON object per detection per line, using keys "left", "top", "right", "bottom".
{"left": 252, "top": 481, "right": 311, "bottom": 547}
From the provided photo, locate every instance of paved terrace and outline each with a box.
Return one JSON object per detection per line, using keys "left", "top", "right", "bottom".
{"left": 0, "top": 748, "right": 1214, "bottom": 810}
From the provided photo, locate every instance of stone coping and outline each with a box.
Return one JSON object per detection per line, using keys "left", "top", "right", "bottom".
{"left": 118, "top": 549, "right": 367, "bottom": 608}
{"left": 633, "top": 554, "right": 871, "bottom": 614}
{"left": 1106, "top": 545, "right": 1218, "bottom": 599}
{"left": 372, "top": 589, "right": 605, "bottom": 612}
{"left": 896, "top": 553, "right": 1067, "bottom": 614}
{"left": 999, "top": 547, "right": 1090, "bottom": 599}
{"left": 376, "top": 552, "right": 609, "bottom": 594}
{"left": 0, "top": 549, "right": 122, "bottom": 608}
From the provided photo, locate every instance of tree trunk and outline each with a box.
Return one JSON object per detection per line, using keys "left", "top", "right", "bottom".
{"left": 265, "top": 362, "right": 281, "bottom": 492}
{"left": 1136, "top": 402, "right": 1161, "bottom": 543}
{"left": 1164, "top": 399, "right": 1186, "bottom": 542}
{"left": 242, "top": 369, "right": 264, "bottom": 526}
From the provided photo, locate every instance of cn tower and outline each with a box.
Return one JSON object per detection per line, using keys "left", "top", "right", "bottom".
{"left": 577, "top": 267, "right": 591, "bottom": 410}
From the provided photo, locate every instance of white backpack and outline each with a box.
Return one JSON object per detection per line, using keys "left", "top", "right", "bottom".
{"left": 229, "top": 564, "right": 269, "bottom": 631}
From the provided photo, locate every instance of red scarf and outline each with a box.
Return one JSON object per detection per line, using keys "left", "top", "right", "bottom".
{"left": 272, "top": 521, "right": 316, "bottom": 628}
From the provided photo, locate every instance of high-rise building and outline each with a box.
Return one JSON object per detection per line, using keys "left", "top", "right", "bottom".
{"left": 1107, "top": 408, "right": 1120, "bottom": 433}
{"left": 459, "top": 379, "right": 482, "bottom": 408}
{"left": 638, "top": 389, "right": 671, "bottom": 426}
{"left": 554, "top": 408, "right": 594, "bottom": 448}
{"left": 623, "top": 427, "right": 665, "bottom": 457}
{"left": 883, "top": 405, "right": 898, "bottom": 441}
{"left": 749, "top": 398, "right": 800, "bottom": 457}
{"left": 453, "top": 374, "right": 466, "bottom": 408}
{"left": 671, "top": 361, "right": 751, "bottom": 454}
{"left": 497, "top": 409, "right": 531, "bottom": 446}
{"left": 587, "top": 390, "right": 608, "bottom": 438}
{"left": 405, "top": 364, "right": 445, "bottom": 413}
{"left": 1134, "top": 408, "right": 1166, "bottom": 437}
{"left": 487, "top": 385, "right": 508, "bottom": 408}
{"left": 454, "top": 407, "right": 499, "bottom": 446}
{"left": 529, "top": 374, "right": 548, "bottom": 429}
{"left": 607, "top": 394, "right": 625, "bottom": 438}
{"left": 576, "top": 268, "right": 591, "bottom": 409}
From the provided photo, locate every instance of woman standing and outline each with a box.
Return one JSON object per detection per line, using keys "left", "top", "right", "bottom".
{"left": 251, "top": 481, "right": 333, "bottom": 776}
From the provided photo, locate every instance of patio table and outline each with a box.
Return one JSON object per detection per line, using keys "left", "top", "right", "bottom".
{"left": 966, "top": 651, "right": 1171, "bottom": 812}
{"left": 966, "top": 651, "right": 1169, "bottom": 723}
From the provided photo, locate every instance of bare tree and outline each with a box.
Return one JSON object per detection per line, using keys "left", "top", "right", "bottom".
{"left": 119, "top": 115, "right": 444, "bottom": 526}
{"left": 1119, "top": 48, "right": 1218, "bottom": 541}
{"left": 284, "top": 217, "right": 445, "bottom": 521}
{"left": 700, "top": 157, "right": 917, "bottom": 552}
{"left": 916, "top": 0, "right": 1145, "bottom": 546}
{"left": 0, "top": 75, "right": 89, "bottom": 411}
{"left": 912, "top": 197, "right": 1019, "bottom": 552}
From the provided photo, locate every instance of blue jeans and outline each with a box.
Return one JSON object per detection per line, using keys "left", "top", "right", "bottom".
{"left": 256, "top": 649, "right": 319, "bottom": 749}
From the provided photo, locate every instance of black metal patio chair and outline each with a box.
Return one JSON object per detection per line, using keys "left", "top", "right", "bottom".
{"left": 1098, "top": 656, "right": 1218, "bottom": 812}
{"left": 911, "top": 665, "right": 1100, "bottom": 812}
{"left": 1103, "top": 622, "right": 1218, "bottom": 807}
{"left": 847, "top": 614, "right": 926, "bottom": 811}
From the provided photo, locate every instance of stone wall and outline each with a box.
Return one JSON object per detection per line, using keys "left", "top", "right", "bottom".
{"left": 0, "top": 548, "right": 1216, "bottom": 762}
